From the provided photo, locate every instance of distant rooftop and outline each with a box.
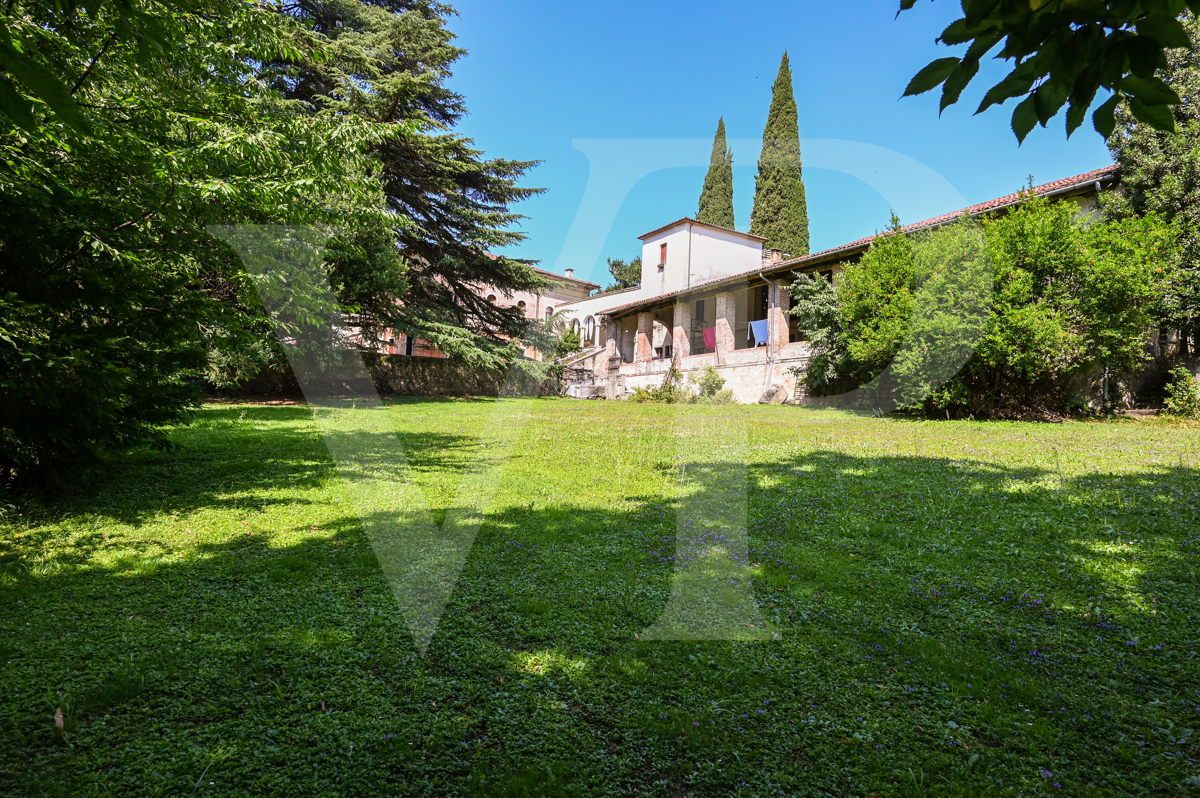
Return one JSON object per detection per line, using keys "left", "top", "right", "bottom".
{"left": 532, "top": 266, "right": 600, "bottom": 289}
{"left": 483, "top": 252, "right": 600, "bottom": 288}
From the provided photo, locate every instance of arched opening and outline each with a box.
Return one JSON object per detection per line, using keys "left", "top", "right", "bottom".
{"left": 517, "top": 300, "right": 527, "bottom": 317}
{"left": 545, "top": 306, "right": 553, "bottom": 321}
{"left": 486, "top": 294, "right": 496, "bottom": 304}
{"left": 584, "top": 316, "right": 595, "bottom": 346}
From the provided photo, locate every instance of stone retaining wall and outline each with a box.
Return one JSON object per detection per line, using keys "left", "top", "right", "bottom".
{"left": 216, "top": 354, "right": 559, "bottom": 398}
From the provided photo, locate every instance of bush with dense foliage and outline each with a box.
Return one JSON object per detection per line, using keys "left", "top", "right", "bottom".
{"left": 555, "top": 330, "right": 582, "bottom": 359}
{"left": 790, "top": 192, "right": 1174, "bottom": 417}
{"left": 689, "top": 365, "right": 724, "bottom": 397}
{"left": 628, "top": 367, "right": 689, "bottom": 404}
{"left": 1164, "top": 365, "right": 1200, "bottom": 418}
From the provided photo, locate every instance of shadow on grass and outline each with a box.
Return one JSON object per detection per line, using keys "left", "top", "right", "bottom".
{"left": 0, "top": 409, "right": 1196, "bottom": 796}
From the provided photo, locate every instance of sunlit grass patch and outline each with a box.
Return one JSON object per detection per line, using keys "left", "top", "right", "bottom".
{"left": 0, "top": 401, "right": 1197, "bottom": 796}
{"left": 513, "top": 649, "right": 590, "bottom": 680}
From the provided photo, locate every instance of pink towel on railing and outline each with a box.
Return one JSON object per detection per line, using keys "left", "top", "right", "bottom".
{"left": 702, "top": 327, "right": 716, "bottom": 351}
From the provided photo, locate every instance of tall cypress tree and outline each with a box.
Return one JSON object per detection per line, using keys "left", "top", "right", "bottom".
{"left": 750, "top": 52, "right": 810, "bottom": 257}
{"left": 697, "top": 117, "right": 735, "bottom": 228}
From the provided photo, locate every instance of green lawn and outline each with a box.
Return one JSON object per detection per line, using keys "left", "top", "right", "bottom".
{"left": 2, "top": 400, "right": 1199, "bottom": 797}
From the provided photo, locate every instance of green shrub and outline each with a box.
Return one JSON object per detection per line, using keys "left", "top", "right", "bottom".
{"left": 688, "top": 365, "right": 726, "bottom": 398}
{"left": 786, "top": 271, "right": 844, "bottom": 393}
{"left": 694, "top": 388, "right": 736, "bottom": 405}
{"left": 556, "top": 330, "right": 582, "bottom": 358}
{"left": 1164, "top": 365, "right": 1200, "bottom": 418}
{"left": 790, "top": 191, "right": 1175, "bottom": 417}
{"left": 627, "top": 366, "right": 738, "bottom": 404}
{"left": 627, "top": 367, "right": 690, "bottom": 403}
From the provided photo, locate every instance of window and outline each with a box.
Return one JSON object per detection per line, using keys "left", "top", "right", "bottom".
{"left": 517, "top": 300, "right": 527, "bottom": 317}
{"left": 403, "top": 335, "right": 415, "bottom": 356}
{"left": 659, "top": 242, "right": 667, "bottom": 265}
{"left": 486, "top": 294, "right": 496, "bottom": 304}
{"left": 545, "top": 307, "right": 553, "bottom": 321}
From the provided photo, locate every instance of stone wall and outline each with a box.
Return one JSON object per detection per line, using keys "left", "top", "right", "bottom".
{"left": 215, "top": 354, "right": 559, "bottom": 398}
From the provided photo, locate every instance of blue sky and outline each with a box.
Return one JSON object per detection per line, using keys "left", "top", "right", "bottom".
{"left": 446, "top": 0, "right": 1113, "bottom": 284}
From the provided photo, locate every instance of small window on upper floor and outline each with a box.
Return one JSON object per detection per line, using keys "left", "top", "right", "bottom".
{"left": 659, "top": 242, "right": 667, "bottom": 265}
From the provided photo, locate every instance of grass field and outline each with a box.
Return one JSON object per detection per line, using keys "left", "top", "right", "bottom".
{"left": 1, "top": 399, "right": 1199, "bottom": 797}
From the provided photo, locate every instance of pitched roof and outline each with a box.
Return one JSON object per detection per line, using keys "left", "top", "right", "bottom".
{"left": 637, "top": 217, "right": 769, "bottom": 242}
{"left": 481, "top": 253, "right": 601, "bottom": 289}
{"left": 532, "top": 266, "right": 600, "bottom": 288}
{"left": 597, "top": 165, "right": 1119, "bottom": 317}
{"left": 775, "top": 163, "right": 1121, "bottom": 269}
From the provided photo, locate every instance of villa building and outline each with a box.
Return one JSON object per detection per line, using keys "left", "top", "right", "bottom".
{"left": 554, "top": 165, "right": 1120, "bottom": 403}
{"left": 378, "top": 265, "right": 600, "bottom": 360}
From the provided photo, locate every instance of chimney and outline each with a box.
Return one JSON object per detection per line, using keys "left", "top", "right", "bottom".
{"left": 761, "top": 248, "right": 784, "bottom": 267}
{"left": 565, "top": 268, "right": 574, "bottom": 279}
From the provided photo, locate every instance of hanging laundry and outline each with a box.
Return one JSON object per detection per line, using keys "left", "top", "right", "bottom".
{"left": 749, "top": 319, "right": 769, "bottom": 347}
{"left": 702, "top": 327, "right": 716, "bottom": 351}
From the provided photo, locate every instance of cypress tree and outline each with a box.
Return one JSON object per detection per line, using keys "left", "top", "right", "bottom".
{"left": 697, "top": 117, "right": 735, "bottom": 228}
{"left": 750, "top": 52, "right": 810, "bottom": 257}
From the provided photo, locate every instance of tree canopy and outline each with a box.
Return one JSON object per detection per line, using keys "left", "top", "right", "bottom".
{"left": 900, "top": 0, "right": 1200, "bottom": 142}
{"left": 791, "top": 195, "right": 1173, "bottom": 417}
{"left": 604, "top": 257, "right": 642, "bottom": 292}
{"left": 1104, "top": 12, "right": 1200, "bottom": 354}
{"left": 271, "top": 0, "right": 547, "bottom": 369}
{"left": 0, "top": 0, "right": 399, "bottom": 483}
{"left": 0, "top": 0, "right": 542, "bottom": 484}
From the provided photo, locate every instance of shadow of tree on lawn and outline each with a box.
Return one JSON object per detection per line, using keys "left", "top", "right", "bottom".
{"left": 0, "top": 407, "right": 1196, "bottom": 796}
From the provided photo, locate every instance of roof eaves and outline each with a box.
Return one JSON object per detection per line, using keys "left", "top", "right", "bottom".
{"left": 637, "top": 217, "right": 768, "bottom": 242}
{"left": 532, "top": 266, "right": 601, "bottom": 288}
